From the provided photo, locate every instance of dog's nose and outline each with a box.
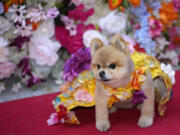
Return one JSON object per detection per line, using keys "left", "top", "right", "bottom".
{"left": 99, "top": 71, "right": 105, "bottom": 78}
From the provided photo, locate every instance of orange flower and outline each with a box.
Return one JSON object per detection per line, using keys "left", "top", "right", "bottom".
{"left": 31, "top": 22, "right": 41, "bottom": 30}
{"left": 129, "top": 0, "right": 141, "bottom": 7}
{"left": 12, "top": 0, "right": 24, "bottom": 4}
{"left": 26, "top": 19, "right": 41, "bottom": 30}
{"left": 147, "top": 5, "right": 153, "bottom": 14}
{"left": 108, "top": 0, "right": 122, "bottom": 10}
{"left": 159, "top": 2, "right": 178, "bottom": 28}
{"left": 3, "top": 1, "right": 12, "bottom": 12}
{"left": 3, "top": 0, "right": 24, "bottom": 12}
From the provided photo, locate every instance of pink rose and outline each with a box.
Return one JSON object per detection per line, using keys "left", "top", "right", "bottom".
{"left": 0, "top": 61, "right": 15, "bottom": 79}
{"left": 47, "top": 113, "right": 60, "bottom": 126}
{"left": 75, "top": 89, "right": 93, "bottom": 102}
{"left": 29, "top": 36, "right": 61, "bottom": 67}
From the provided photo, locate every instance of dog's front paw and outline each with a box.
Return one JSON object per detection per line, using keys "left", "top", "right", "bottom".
{"left": 96, "top": 120, "right": 110, "bottom": 131}
{"left": 138, "top": 116, "right": 153, "bottom": 128}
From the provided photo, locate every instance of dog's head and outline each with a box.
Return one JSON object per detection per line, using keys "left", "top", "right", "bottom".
{"left": 90, "top": 34, "right": 134, "bottom": 88}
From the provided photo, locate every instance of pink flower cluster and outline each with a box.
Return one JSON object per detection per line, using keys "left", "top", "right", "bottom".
{"left": 148, "top": 19, "right": 163, "bottom": 38}
{"left": 61, "top": 16, "right": 77, "bottom": 36}
{"left": 173, "top": 0, "right": 180, "bottom": 9}
{"left": 68, "top": 4, "right": 94, "bottom": 22}
{"left": 55, "top": 4, "right": 95, "bottom": 54}
{"left": 55, "top": 23, "right": 95, "bottom": 54}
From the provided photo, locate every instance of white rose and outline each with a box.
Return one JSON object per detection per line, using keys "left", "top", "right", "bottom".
{"left": 29, "top": 36, "right": 61, "bottom": 67}
{"left": 155, "top": 37, "right": 169, "bottom": 51}
{"left": 83, "top": 30, "right": 108, "bottom": 47}
{"left": 0, "top": 16, "right": 12, "bottom": 35}
{"left": 158, "top": 51, "right": 179, "bottom": 66}
{"left": 98, "top": 10, "right": 127, "bottom": 34}
{"left": 161, "top": 63, "right": 175, "bottom": 85}
{"left": 32, "top": 20, "right": 55, "bottom": 38}
{"left": 0, "top": 36, "right": 8, "bottom": 47}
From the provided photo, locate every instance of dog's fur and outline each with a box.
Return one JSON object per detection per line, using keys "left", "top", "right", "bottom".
{"left": 90, "top": 35, "right": 167, "bottom": 131}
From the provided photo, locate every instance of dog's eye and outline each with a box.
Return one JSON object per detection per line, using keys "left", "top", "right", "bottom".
{"left": 109, "top": 63, "right": 116, "bottom": 69}
{"left": 97, "top": 64, "right": 101, "bottom": 70}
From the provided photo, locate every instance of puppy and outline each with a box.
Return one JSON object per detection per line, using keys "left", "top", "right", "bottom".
{"left": 90, "top": 35, "right": 168, "bottom": 131}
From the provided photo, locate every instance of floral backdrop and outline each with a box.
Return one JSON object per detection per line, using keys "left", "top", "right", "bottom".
{"left": 0, "top": 0, "right": 179, "bottom": 94}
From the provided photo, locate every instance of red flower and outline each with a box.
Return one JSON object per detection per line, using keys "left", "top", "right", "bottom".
{"left": 134, "top": 44, "right": 146, "bottom": 53}
{"left": 57, "top": 105, "right": 68, "bottom": 121}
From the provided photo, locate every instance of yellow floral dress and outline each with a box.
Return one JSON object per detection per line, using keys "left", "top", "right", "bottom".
{"left": 53, "top": 51, "right": 172, "bottom": 124}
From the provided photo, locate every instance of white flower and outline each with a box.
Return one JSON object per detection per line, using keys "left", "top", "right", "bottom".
{"left": 26, "top": 4, "right": 47, "bottom": 23}
{"left": 0, "top": 82, "right": 5, "bottom": 93}
{"left": 29, "top": 36, "right": 61, "bottom": 67}
{"left": 161, "top": 63, "right": 175, "bottom": 85}
{"left": 0, "top": 47, "right": 9, "bottom": 62}
{"left": 80, "top": 0, "right": 97, "bottom": 9}
{"left": 0, "top": 36, "right": 8, "bottom": 47}
{"left": 14, "top": 21, "right": 32, "bottom": 37}
{"left": 158, "top": 51, "right": 179, "bottom": 66}
{"left": 61, "top": 16, "right": 77, "bottom": 36}
{"left": 9, "top": 4, "right": 27, "bottom": 23}
{"left": 0, "top": 16, "right": 12, "bottom": 35}
{"left": 98, "top": 10, "right": 127, "bottom": 34}
{"left": 32, "top": 20, "right": 54, "bottom": 38}
{"left": 83, "top": 30, "right": 108, "bottom": 47}
{"left": 11, "top": 83, "right": 22, "bottom": 93}
{"left": 86, "top": 0, "right": 110, "bottom": 24}
{"left": 46, "top": 7, "right": 59, "bottom": 19}
{"left": 155, "top": 37, "right": 169, "bottom": 51}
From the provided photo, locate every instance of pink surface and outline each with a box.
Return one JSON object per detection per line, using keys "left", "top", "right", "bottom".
{"left": 0, "top": 71, "right": 180, "bottom": 135}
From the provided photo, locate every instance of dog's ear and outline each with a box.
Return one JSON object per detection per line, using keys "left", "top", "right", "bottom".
{"left": 90, "top": 38, "right": 103, "bottom": 56}
{"left": 110, "top": 34, "right": 130, "bottom": 54}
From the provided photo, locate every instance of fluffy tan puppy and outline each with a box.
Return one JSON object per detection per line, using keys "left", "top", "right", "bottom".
{"left": 90, "top": 34, "right": 167, "bottom": 131}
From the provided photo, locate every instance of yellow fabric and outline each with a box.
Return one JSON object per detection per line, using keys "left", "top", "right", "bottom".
{"left": 53, "top": 51, "right": 172, "bottom": 124}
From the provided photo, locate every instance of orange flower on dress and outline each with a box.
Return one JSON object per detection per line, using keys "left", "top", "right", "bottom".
{"left": 129, "top": 0, "right": 141, "bottom": 7}
{"left": 159, "top": 2, "right": 178, "bottom": 28}
{"left": 131, "top": 67, "right": 146, "bottom": 90}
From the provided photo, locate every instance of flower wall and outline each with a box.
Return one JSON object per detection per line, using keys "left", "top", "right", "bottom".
{"left": 0, "top": 0, "right": 179, "bottom": 94}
